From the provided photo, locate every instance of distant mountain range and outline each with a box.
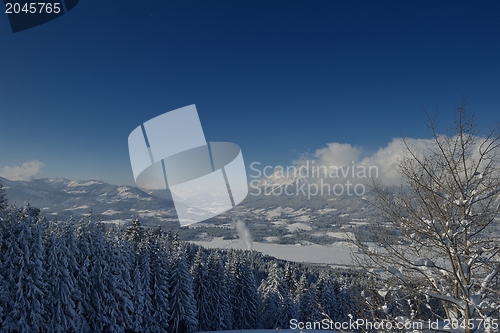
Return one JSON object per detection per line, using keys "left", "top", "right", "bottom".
{"left": 0, "top": 177, "right": 178, "bottom": 226}
{"left": 0, "top": 176, "right": 384, "bottom": 243}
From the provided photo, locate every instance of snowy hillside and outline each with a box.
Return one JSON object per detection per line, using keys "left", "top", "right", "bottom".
{"left": 0, "top": 176, "right": 177, "bottom": 227}
{"left": 0, "top": 177, "right": 384, "bottom": 244}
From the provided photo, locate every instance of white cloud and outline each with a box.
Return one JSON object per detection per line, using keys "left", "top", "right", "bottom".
{"left": 0, "top": 160, "right": 45, "bottom": 181}
{"left": 360, "top": 138, "right": 434, "bottom": 186}
{"left": 291, "top": 138, "right": 436, "bottom": 186}
{"left": 313, "top": 142, "right": 362, "bottom": 167}
{"left": 291, "top": 136, "right": 498, "bottom": 187}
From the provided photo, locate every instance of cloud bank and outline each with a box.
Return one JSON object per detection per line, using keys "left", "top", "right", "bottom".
{"left": 0, "top": 160, "right": 45, "bottom": 181}
{"left": 290, "top": 136, "right": 494, "bottom": 187}
{"left": 291, "top": 138, "right": 428, "bottom": 186}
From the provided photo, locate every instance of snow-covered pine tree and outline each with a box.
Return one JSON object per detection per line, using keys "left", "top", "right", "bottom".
{"left": 83, "top": 218, "right": 112, "bottom": 332}
{"left": 183, "top": 242, "right": 199, "bottom": 267}
{"left": 44, "top": 225, "right": 77, "bottom": 333}
{"left": 26, "top": 206, "right": 48, "bottom": 331}
{"left": 225, "top": 253, "right": 238, "bottom": 329}
{"left": 205, "top": 250, "right": 231, "bottom": 330}
{"left": 316, "top": 272, "right": 341, "bottom": 322}
{"left": 228, "top": 253, "right": 260, "bottom": 329}
{"left": 1, "top": 206, "right": 20, "bottom": 332}
{"left": 259, "top": 281, "right": 282, "bottom": 328}
{"left": 259, "top": 262, "right": 288, "bottom": 329}
{"left": 168, "top": 232, "right": 180, "bottom": 260}
{"left": 137, "top": 235, "right": 156, "bottom": 333}
{"left": 0, "top": 182, "right": 8, "bottom": 325}
{"left": 131, "top": 259, "right": 145, "bottom": 332}
{"left": 296, "top": 273, "right": 322, "bottom": 322}
{"left": 335, "top": 275, "right": 357, "bottom": 322}
{"left": 283, "top": 262, "right": 299, "bottom": 296}
{"left": 191, "top": 248, "right": 212, "bottom": 331}
{"left": 127, "top": 217, "right": 143, "bottom": 252}
{"left": 3, "top": 205, "right": 47, "bottom": 332}
{"left": 168, "top": 245, "right": 198, "bottom": 333}
{"left": 149, "top": 228, "right": 170, "bottom": 333}
{"left": 282, "top": 263, "right": 299, "bottom": 325}
{"left": 216, "top": 251, "right": 235, "bottom": 330}
{"left": 0, "top": 231, "right": 5, "bottom": 326}
{"left": 105, "top": 228, "right": 135, "bottom": 332}
{"left": 164, "top": 230, "right": 172, "bottom": 250}
{"left": 282, "top": 290, "right": 298, "bottom": 327}
{"left": 74, "top": 218, "right": 93, "bottom": 332}
{"left": 61, "top": 220, "right": 87, "bottom": 331}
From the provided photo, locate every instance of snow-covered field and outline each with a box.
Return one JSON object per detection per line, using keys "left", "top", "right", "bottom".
{"left": 101, "top": 209, "right": 122, "bottom": 215}
{"left": 286, "top": 222, "right": 312, "bottom": 232}
{"left": 192, "top": 238, "right": 354, "bottom": 266}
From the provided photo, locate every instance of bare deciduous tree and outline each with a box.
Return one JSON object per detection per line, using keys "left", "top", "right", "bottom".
{"left": 353, "top": 101, "right": 500, "bottom": 333}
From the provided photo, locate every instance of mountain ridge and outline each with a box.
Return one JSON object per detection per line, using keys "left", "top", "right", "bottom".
{"left": 0, "top": 176, "right": 385, "bottom": 243}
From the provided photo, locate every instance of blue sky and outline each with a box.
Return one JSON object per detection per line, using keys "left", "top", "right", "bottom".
{"left": 1, "top": 1, "right": 500, "bottom": 185}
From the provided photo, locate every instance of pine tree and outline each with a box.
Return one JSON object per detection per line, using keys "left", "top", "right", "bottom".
{"left": 191, "top": 249, "right": 211, "bottom": 331}
{"left": 316, "top": 272, "right": 341, "bottom": 321}
{"left": 105, "top": 230, "right": 134, "bottom": 333}
{"left": 261, "top": 262, "right": 299, "bottom": 329}
{"left": 230, "top": 253, "right": 260, "bottom": 329}
{"left": 283, "top": 262, "right": 298, "bottom": 295}
{"left": 83, "top": 218, "right": 112, "bottom": 332}
{"left": 296, "top": 273, "right": 322, "bottom": 322}
{"left": 150, "top": 230, "right": 170, "bottom": 333}
{"left": 282, "top": 289, "right": 298, "bottom": 326}
{"left": 127, "top": 217, "right": 143, "bottom": 252}
{"left": 1, "top": 206, "right": 19, "bottom": 332}
{"left": 137, "top": 238, "right": 156, "bottom": 333}
{"left": 205, "top": 251, "right": 232, "bottom": 331}
{"left": 168, "top": 246, "right": 198, "bottom": 333}
{"left": 45, "top": 227, "right": 78, "bottom": 333}
{"left": 336, "top": 275, "right": 356, "bottom": 322}
{"left": 259, "top": 262, "right": 287, "bottom": 329}
{"left": 282, "top": 263, "right": 298, "bottom": 325}
{"left": 259, "top": 278, "right": 282, "bottom": 329}
{"left": 0, "top": 231, "right": 5, "bottom": 326}
{"left": 62, "top": 221, "right": 87, "bottom": 331}
{"left": 168, "top": 232, "right": 180, "bottom": 261}
{"left": 3, "top": 206, "right": 47, "bottom": 332}
{"left": 131, "top": 259, "right": 145, "bottom": 332}
{"left": 74, "top": 219, "right": 93, "bottom": 332}
{"left": 0, "top": 187, "right": 9, "bottom": 325}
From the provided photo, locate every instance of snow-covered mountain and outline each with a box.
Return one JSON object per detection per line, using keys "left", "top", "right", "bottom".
{"left": 0, "top": 177, "right": 178, "bottom": 227}
{"left": 1, "top": 176, "right": 385, "bottom": 242}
